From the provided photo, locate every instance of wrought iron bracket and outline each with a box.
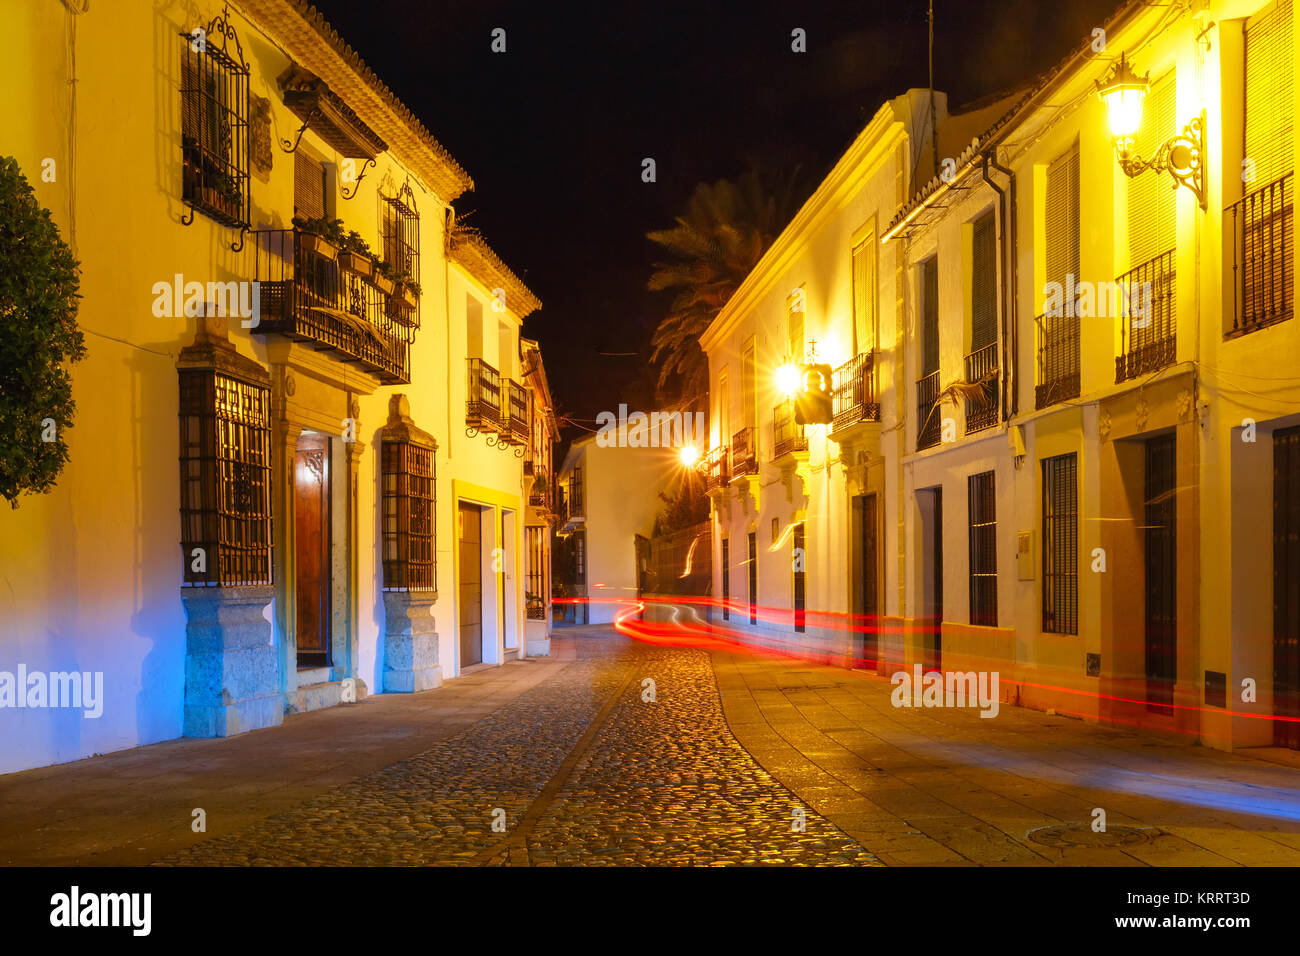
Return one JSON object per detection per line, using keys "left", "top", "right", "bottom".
{"left": 181, "top": 204, "right": 196, "bottom": 226}
{"left": 340, "top": 157, "right": 377, "bottom": 200}
{"left": 280, "top": 113, "right": 319, "bottom": 154}
{"left": 1114, "top": 110, "right": 1207, "bottom": 210}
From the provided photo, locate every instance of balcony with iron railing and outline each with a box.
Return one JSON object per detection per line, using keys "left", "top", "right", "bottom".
{"left": 963, "top": 341, "right": 999, "bottom": 432}
{"left": 916, "top": 369, "right": 941, "bottom": 450}
{"left": 528, "top": 470, "right": 553, "bottom": 511}
{"left": 1228, "top": 171, "right": 1293, "bottom": 336}
{"left": 830, "top": 350, "right": 880, "bottom": 435}
{"left": 1035, "top": 308, "right": 1081, "bottom": 409}
{"left": 504, "top": 380, "right": 530, "bottom": 445}
{"left": 772, "top": 400, "right": 808, "bottom": 460}
{"left": 731, "top": 427, "right": 758, "bottom": 479}
{"left": 703, "top": 445, "right": 729, "bottom": 492}
{"left": 250, "top": 227, "right": 412, "bottom": 383}
{"left": 466, "top": 358, "right": 502, "bottom": 431}
{"left": 1115, "top": 247, "right": 1176, "bottom": 383}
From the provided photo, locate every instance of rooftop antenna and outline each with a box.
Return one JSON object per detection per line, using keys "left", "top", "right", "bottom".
{"left": 928, "top": 0, "right": 939, "bottom": 178}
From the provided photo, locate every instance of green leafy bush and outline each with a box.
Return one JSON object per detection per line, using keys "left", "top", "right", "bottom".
{"left": 0, "top": 157, "right": 84, "bottom": 507}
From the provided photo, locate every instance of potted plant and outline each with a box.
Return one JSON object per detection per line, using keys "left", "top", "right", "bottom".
{"left": 370, "top": 259, "right": 396, "bottom": 296}
{"left": 338, "top": 230, "right": 374, "bottom": 279}
{"left": 396, "top": 274, "right": 421, "bottom": 309}
{"left": 292, "top": 215, "right": 343, "bottom": 262}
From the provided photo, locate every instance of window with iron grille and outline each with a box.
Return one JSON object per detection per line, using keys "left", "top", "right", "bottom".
{"left": 383, "top": 184, "right": 421, "bottom": 323}
{"left": 525, "top": 526, "right": 546, "bottom": 619}
{"left": 1041, "top": 453, "right": 1078, "bottom": 634}
{"left": 180, "top": 12, "right": 250, "bottom": 230}
{"left": 968, "top": 471, "right": 997, "bottom": 627}
{"left": 381, "top": 438, "right": 436, "bottom": 591}
{"left": 179, "top": 369, "right": 272, "bottom": 586}
{"left": 1038, "top": 143, "right": 1081, "bottom": 409}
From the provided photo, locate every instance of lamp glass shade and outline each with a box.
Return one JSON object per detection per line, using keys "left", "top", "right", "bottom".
{"left": 1103, "top": 84, "right": 1147, "bottom": 138}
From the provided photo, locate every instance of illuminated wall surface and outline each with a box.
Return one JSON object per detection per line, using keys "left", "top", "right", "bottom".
{"left": 0, "top": 1, "right": 553, "bottom": 773}
{"left": 700, "top": 0, "right": 1300, "bottom": 752}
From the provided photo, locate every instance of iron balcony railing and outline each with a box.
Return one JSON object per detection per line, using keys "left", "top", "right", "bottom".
{"left": 1035, "top": 309, "right": 1081, "bottom": 409}
{"left": 704, "top": 445, "right": 729, "bottom": 491}
{"left": 1228, "top": 171, "right": 1293, "bottom": 335}
{"left": 772, "top": 400, "right": 808, "bottom": 460}
{"left": 466, "top": 358, "right": 501, "bottom": 430}
{"left": 526, "top": 598, "right": 547, "bottom": 621}
{"left": 528, "top": 470, "right": 553, "bottom": 510}
{"left": 831, "top": 350, "right": 880, "bottom": 432}
{"left": 504, "top": 380, "right": 530, "bottom": 445}
{"left": 251, "top": 227, "right": 410, "bottom": 383}
{"left": 916, "top": 369, "right": 941, "bottom": 450}
{"left": 963, "top": 341, "right": 999, "bottom": 432}
{"left": 1115, "top": 247, "right": 1176, "bottom": 383}
{"left": 731, "top": 427, "right": 758, "bottom": 478}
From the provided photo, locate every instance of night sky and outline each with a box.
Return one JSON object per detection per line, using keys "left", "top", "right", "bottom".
{"left": 311, "top": 0, "right": 1123, "bottom": 441}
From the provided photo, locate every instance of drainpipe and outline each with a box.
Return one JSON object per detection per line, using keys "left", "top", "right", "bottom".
{"left": 985, "top": 151, "right": 1019, "bottom": 418}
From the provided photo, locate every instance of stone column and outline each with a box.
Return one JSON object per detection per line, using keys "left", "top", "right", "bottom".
{"left": 382, "top": 591, "right": 442, "bottom": 692}
{"left": 182, "top": 585, "right": 282, "bottom": 737}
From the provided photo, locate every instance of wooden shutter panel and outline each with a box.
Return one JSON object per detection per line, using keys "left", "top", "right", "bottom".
{"left": 294, "top": 152, "right": 326, "bottom": 220}
{"left": 1246, "top": 0, "right": 1294, "bottom": 188}
{"left": 788, "top": 293, "right": 804, "bottom": 361}
{"left": 1129, "top": 70, "right": 1177, "bottom": 267}
{"left": 971, "top": 211, "right": 997, "bottom": 349}
{"left": 922, "top": 257, "right": 939, "bottom": 374}
{"left": 1046, "top": 143, "right": 1080, "bottom": 293}
{"left": 852, "top": 238, "right": 875, "bottom": 353}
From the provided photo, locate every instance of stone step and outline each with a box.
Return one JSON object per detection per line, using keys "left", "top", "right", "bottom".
{"left": 292, "top": 677, "right": 368, "bottom": 714}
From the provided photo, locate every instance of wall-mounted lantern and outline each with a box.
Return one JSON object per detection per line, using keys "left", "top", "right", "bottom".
{"left": 1096, "top": 52, "right": 1206, "bottom": 209}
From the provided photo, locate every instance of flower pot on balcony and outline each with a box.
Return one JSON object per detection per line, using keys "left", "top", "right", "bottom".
{"left": 300, "top": 233, "right": 339, "bottom": 262}
{"left": 371, "top": 272, "right": 395, "bottom": 296}
{"left": 339, "top": 250, "right": 373, "bottom": 279}
{"left": 398, "top": 283, "right": 419, "bottom": 309}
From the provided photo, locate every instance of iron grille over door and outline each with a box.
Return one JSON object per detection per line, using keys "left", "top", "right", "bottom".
{"left": 721, "top": 537, "right": 730, "bottom": 621}
{"left": 968, "top": 471, "right": 997, "bottom": 626}
{"left": 748, "top": 531, "right": 757, "bottom": 625}
{"left": 1042, "top": 453, "right": 1078, "bottom": 634}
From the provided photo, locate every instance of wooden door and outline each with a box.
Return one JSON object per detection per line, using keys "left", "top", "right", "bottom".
{"left": 294, "top": 432, "right": 331, "bottom": 666}
{"left": 459, "top": 503, "right": 483, "bottom": 667}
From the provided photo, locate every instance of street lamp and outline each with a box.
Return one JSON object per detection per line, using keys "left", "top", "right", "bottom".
{"left": 679, "top": 444, "right": 701, "bottom": 468}
{"left": 1096, "top": 52, "right": 1206, "bottom": 209}
{"left": 775, "top": 362, "right": 802, "bottom": 398}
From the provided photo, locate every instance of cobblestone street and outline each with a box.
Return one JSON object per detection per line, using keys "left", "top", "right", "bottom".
{"left": 6, "top": 624, "right": 1300, "bottom": 867}
{"left": 162, "top": 632, "right": 876, "bottom": 866}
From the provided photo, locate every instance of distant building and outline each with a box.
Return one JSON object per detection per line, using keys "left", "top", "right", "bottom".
{"left": 555, "top": 435, "right": 679, "bottom": 625}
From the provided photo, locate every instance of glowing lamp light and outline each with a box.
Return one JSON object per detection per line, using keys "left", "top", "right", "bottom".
{"left": 775, "top": 362, "right": 802, "bottom": 397}
{"left": 679, "top": 444, "right": 701, "bottom": 468}
{"left": 1096, "top": 53, "right": 1149, "bottom": 144}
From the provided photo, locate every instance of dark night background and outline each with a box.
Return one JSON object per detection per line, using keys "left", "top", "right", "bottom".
{"left": 310, "top": 0, "right": 1123, "bottom": 441}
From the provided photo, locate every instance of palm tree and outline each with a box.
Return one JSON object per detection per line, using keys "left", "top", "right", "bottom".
{"left": 647, "top": 167, "right": 802, "bottom": 410}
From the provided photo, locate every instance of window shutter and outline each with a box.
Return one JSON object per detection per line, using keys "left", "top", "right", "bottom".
{"left": 921, "top": 257, "right": 939, "bottom": 374}
{"left": 741, "top": 343, "right": 756, "bottom": 432}
{"left": 1245, "top": 0, "right": 1294, "bottom": 188}
{"left": 1046, "top": 143, "right": 1080, "bottom": 294}
{"left": 852, "top": 237, "right": 875, "bottom": 353}
{"left": 294, "top": 151, "right": 326, "bottom": 220}
{"left": 1129, "top": 70, "right": 1177, "bottom": 267}
{"left": 971, "top": 211, "right": 997, "bottom": 349}
{"left": 788, "top": 292, "right": 804, "bottom": 361}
